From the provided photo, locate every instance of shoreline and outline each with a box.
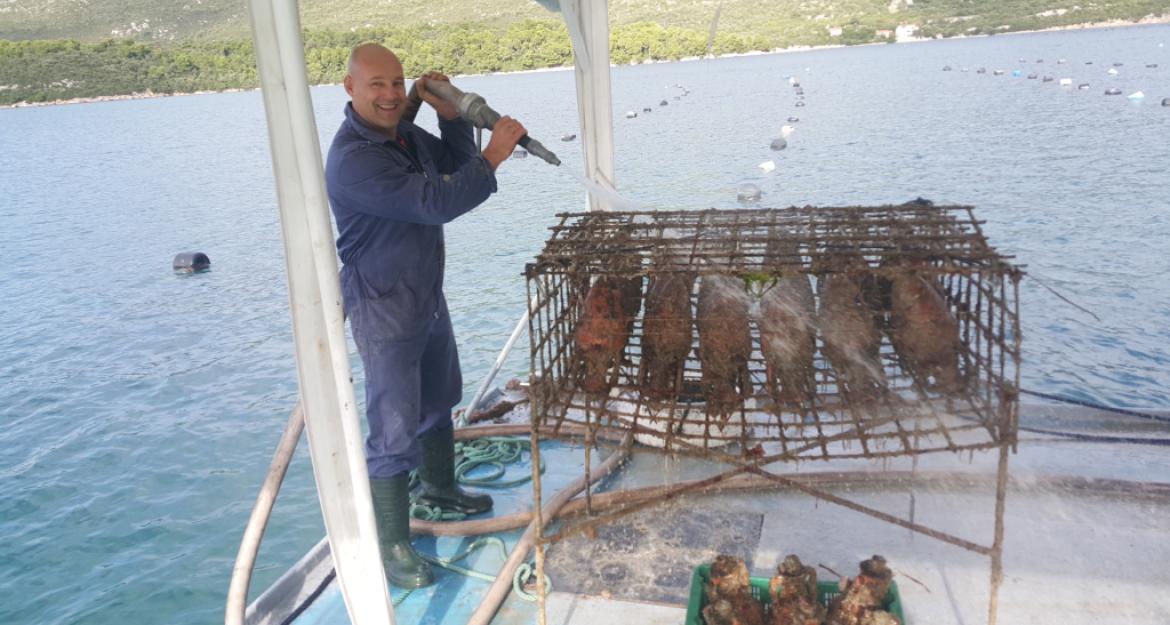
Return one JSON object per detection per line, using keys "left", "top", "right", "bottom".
{"left": 3, "top": 17, "right": 1166, "bottom": 110}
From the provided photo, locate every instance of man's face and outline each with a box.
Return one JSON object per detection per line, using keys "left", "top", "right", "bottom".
{"left": 344, "top": 49, "right": 407, "bottom": 133}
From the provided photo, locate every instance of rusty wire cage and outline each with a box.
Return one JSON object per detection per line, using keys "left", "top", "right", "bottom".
{"left": 523, "top": 205, "right": 1023, "bottom": 625}
{"left": 525, "top": 205, "right": 1022, "bottom": 464}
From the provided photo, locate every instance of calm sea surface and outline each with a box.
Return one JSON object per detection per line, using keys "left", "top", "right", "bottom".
{"left": 1, "top": 24, "right": 1168, "bottom": 625}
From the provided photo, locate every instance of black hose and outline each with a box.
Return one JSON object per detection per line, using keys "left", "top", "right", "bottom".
{"left": 1018, "top": 424, "right": 1170, "bottom": 446}
{"left": 1009, "top": 388, "right": 1170, "bottom": 445}
{"left": 1020, "top": 388, "right": 1170, "bottom": 425}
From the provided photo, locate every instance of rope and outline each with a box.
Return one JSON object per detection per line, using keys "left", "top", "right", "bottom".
{"left": 420, "top": 537, "right": 510, "bottom": 583}
{"left": 407, "top": 436, "right": 545, "bottom": 521}
{"left": 394, "top": 436, "right": 551, "bottom": 605}
{"left": 392, "top": 589, "right": 414, "bottom": 607}
{"left": 1020, "top": 388, "right": 1170, "bottom": 425}
{"left": 421, "top": 538, "right": 551, "bottom": 601}
{"left": 391, "top": 531, "right": 551, "bottom": 607}
{"left": 456, "top": 438, "right": 542, "bottom": 487}
{"left": 409, "top": 502, "right": 466, "bottom": 522}
{"left": 512, "top": 561, "right": 551, "bottom": 602}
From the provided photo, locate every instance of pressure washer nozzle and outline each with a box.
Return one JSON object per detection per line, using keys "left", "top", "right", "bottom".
{"left": 523, "top": 139, "right": 561, "bottom": 166}
{"left": 422, "top": 80, "right": 561, "bottom": 166}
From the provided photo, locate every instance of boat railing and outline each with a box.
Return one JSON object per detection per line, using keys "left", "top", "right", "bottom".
{"left": 225, "top": 402, "right": 305, "bottom": 625}
{"left": 226, "top": 306, "right": 531, "bottom": 624}
{"left": 461, "top": 310, "right": 530, "bottom": 427}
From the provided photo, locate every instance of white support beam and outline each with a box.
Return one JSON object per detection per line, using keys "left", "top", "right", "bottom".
{"left": 244, "top": 1, "right": 394, "bottom": 624}
{"left": 558, "top": 0, "right": 616, "bottom": 212}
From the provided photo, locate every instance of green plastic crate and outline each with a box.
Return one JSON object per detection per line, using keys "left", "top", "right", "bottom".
{"left": 685, "top": 562, "right": 905, "bottom": 624}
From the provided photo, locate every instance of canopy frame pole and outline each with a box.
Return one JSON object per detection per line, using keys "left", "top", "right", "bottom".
{"left": 561, "top": 0, "right": 616, "bottom": 212}
{"left": 244, "top": 1, "right": 395, "bottom": 623}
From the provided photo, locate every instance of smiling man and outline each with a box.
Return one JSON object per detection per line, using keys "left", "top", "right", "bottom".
{"left": 324, "top": 43, "right": 526, "bottom": 589}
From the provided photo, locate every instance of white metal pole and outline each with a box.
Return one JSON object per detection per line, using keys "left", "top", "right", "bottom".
{"left": 462, "top": 309, "right": 529, "bottom": 426}
{"left": 244, "top": 1, "right": 394, "bottom": 624}
{"left": 561, "top": 0, "right": 616, "bottom": 212}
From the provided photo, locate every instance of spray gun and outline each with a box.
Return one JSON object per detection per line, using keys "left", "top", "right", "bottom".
{"left": 418, "top": 80, "right": 561, "bottom": 167}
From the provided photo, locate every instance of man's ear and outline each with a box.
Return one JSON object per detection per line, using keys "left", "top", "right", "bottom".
{"left": 343, "top": 75, "right": 354, "bottom": 97}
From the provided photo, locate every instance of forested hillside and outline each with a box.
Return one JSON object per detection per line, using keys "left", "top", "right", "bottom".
{"left": 4, "top": 0, "right": 1169, "bottom": 43}
{"left": 2, "top": 0, "right": 1168, "bottom": 105}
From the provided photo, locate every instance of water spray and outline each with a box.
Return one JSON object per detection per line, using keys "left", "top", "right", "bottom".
{"left": 421, "top": 80, "right": 561, "bottom": 166}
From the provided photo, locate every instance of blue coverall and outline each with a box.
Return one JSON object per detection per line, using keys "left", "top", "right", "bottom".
{"left": 325, "top": 103, "right": 498, "bottom": 478}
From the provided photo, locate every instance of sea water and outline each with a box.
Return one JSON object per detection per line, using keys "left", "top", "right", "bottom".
{"left": 1, "top": 23, "right": 1169, "bottom": 625}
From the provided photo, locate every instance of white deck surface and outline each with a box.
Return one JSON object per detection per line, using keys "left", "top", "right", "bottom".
{"left": 545, "top": 592, "right": 685, "bottom": 624}
{"left": 542, "top": 421, "right": 1170, "bottom": 625}
{"left": 268, "top": 403, "right": 1170, "bottom": 625}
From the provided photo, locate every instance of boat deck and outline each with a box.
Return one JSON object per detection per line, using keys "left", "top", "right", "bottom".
{"left": 250, "top": 403, "right": 1170, "bottom": 625}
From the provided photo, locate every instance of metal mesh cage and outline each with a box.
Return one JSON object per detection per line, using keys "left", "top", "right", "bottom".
{"left": 525, "top": 205, "right": 1022, "bottom": 464}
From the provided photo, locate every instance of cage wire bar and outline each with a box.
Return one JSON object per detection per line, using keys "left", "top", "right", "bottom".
{"left": 525, "top": 205, "right": 1022, "bottom": 625}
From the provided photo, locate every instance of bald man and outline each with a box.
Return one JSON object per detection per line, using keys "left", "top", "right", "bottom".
{"left": 324, "top": 43, "right": 526, "bottom": 589}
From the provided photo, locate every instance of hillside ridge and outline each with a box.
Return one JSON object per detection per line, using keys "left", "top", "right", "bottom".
{"left": 3, "top": 0, "right": 1169, "bottom": 43}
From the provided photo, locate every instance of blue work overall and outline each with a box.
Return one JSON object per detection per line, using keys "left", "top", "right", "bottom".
{"left": 325, "top": 103, "right": 498, "bottom": 477}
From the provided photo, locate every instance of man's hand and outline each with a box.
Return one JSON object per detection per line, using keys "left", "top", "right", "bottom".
{"left": 414, "top": 72, "right": 459, "bottom": 121}
{"left": 481, "top": 116, "right": 527, "bottom": 171}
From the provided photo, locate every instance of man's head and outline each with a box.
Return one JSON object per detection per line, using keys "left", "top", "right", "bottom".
{"left": 344, "top": 43, "right": 406, "bottom": 134}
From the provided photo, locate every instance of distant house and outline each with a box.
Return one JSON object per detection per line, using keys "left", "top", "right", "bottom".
{"left": 875, "top": 29, "right": 893, "bottom": 39}
{"left": 895, "top": 23, "right": 920, "bottom": 42}
{"left": 827, "top": 26, "right": 843, "bottom": 37}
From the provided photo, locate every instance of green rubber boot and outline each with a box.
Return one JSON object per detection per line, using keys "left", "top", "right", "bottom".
{"left": 369, "top": 474, "right": 435, "bottom": 589}
{"left": 416, "top": 427, "right": 494, "bottom": 516}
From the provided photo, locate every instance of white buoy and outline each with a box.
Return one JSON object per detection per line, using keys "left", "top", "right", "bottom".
{"left": 758, "top": 160, "right": 776, "bottom": 173}
{"left": 1107, "top": 68, "right": 1119, "bottom": 75}
{"left": 1059, "top": 78, "right": 1072, "bottom": 86}
{"left": 625, "top": 111, "right": 637, "bottom": 118}
{"left": 781, "top": 125, "right": 796, "bottom": 138}
{"left": 1128, "top": 91, "right": 1145, "bottom": 99}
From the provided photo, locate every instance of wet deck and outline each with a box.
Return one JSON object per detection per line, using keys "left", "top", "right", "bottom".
{"left": 250, "top": 403, "right": 1170, "bottom": 625}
